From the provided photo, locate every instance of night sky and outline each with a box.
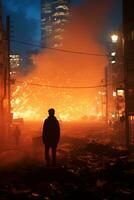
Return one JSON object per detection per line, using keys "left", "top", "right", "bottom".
{"left": 2, "top": 0, "right": 122, "bottom": 55}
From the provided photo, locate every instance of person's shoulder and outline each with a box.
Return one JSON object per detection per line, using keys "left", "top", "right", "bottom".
{"left": 44, "top": 118, "right": 48, "bottom": 123}
{"left": 55, "top": 118, "right": 60, "bottom": 124}
{"left": 54, "top": 117, "right": 59, "bottom": 121}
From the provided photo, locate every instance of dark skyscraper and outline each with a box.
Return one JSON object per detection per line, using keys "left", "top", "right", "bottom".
{"left": 123, "top": 0, "right": 134, "bottom": 106}
{"left": 41, "top": 0, "right": 70, "bottom": 48}
{"left": 123, "top": 0, "right": 134, "bottom": 146}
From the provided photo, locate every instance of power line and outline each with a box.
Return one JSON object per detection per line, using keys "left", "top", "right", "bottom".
{"left": 11, "top": 39, "right": 106, "bottom": 57}
{"left": 16, "top": 80, "right": 124, "bottom": 89}
{"left": 16, "top": 80, "right": 103, "bottom": 89}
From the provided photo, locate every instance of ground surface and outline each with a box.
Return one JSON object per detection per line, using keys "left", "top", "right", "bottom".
{"left": 0, "top": 121, "right": 134, "bottom": 199}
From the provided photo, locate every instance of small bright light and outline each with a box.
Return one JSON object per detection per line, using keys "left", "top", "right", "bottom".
{"left": 111, "top": 52, "right": 116, "bottom": 56}
{"left": 111, "top": 60, "right": 116, "bottom": 64}
{"left": 98, "top": 91, "right": 102, "bottom": 95}
{"left": 117, "top": 89, "right": 124, "bottom": 97}
{"left": 112, "top": 113, "right": 115, "bottom": 118}
{"left": 111, "top": 34, "right": 118, "bottom": 43}
{"left": 113, "top": 91, "right": 116, "bottom": 97}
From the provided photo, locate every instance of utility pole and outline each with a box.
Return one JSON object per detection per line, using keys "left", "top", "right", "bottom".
{"left": 6, "top": 16, "right": 11, "bottom": 133}
{"left": 105, "top": 67, "right": 108, "bottom": 123}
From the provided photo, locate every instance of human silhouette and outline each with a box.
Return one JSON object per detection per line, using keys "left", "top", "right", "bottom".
{"left": 42, "top": 108, "right": 60, "bottom": 166}
{"left": 13, "top": 126, "right": 21, "bottom": 147}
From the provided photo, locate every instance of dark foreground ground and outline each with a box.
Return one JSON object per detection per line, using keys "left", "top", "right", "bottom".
{"left": 0, "top": 142, "right": 134, "bottom": 199}
{"left": 0, "top": 122, "right": 134, "bottom": 200}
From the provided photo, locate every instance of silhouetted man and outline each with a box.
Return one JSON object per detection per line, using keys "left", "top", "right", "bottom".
{"left": 42, "top": 108, "right": 60, "bottom": 166}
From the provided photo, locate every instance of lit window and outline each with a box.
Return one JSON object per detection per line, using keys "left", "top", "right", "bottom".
{"left": 128, "top": 30, "right": 134, "bottom": 41}
{"left": 117, "top": 89, "right": 124, "bottom": 97}
{"left": 113, "top": 92, "right": 116, "bottom": 97}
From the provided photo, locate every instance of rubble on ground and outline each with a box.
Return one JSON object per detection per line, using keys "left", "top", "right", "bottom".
{"left": 0, "top": 141, "right": 134, "bottom": 200}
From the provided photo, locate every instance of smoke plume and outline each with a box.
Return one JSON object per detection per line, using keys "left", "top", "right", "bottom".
{"left": 12, "top": 1, "right": 112, "bottom": 121}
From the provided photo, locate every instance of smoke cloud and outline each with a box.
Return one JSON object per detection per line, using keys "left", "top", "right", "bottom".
{"left": 12, "top": 1, "right": 112, "bottom": 121}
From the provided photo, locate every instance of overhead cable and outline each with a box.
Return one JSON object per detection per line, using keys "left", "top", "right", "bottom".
{"left": 11, "top": 39, "right": 106, "bottom": 57}
{"left": 16, "top": 80, "right": 124, "bottom": 89}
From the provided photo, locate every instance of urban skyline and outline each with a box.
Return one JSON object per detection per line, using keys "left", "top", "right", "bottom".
{"left": 41, "top": 0, "right": 70, "bottom": 47}
{"left": 2, "top": 0, "right": 122, "bottom": 55}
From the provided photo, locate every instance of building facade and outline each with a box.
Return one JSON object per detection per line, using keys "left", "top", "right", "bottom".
{"left": 105, "top": 0, "right": 134, "bottom": 147}
{"left": 0, "top": 7, "right": 10, "bottom": 145}
{"left": 105, "top": 30, "right": 126, "bottom": 146}
{"left": 106, "top": 31, "right": 124, "bottom": 120}
{"left": 41, "top": 0, "right": 70, "bottom": 48}
{"left": 10, "top": 54, "right": 22, "bottom": 79}
{"left": 123, "top": 0, "right": 134, "bottom": 145}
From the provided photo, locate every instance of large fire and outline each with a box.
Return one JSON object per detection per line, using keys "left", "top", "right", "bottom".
{"left": 11, "top": 2, "right": 109, "bottom": 121}
{"left": 11, "top": 79, "right": 99, "bottom": 121}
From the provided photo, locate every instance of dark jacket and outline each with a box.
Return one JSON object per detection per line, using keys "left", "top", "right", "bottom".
{"left": 42, "top": 116, "right": 60, "bottom": 147}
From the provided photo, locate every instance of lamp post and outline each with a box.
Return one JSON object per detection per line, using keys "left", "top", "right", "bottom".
{"left": 111, "top": 34, "right": 119, "bottom": 43}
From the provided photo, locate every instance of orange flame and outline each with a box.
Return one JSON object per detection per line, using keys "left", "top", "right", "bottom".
{"left": 11, "top": 2, "right": 109, "bottom": 121}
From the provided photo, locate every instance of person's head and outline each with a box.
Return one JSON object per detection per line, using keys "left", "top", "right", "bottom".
{"left": 48, "top": 108, "right": 55, "bottom": 116}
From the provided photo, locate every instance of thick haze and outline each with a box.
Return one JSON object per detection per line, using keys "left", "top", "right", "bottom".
{"left": 11, "top": 0, "right": 118, "bottom": 121}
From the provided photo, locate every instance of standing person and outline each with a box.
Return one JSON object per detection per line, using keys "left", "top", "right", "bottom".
{"left": 42, "top": 108, "right": 60, "bottom": 166}
{"left": 14, "top": 125, "right": 21, "bottom": 147}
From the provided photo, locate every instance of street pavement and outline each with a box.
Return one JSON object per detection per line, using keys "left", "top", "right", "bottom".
{"left": 0, "top": 121, "right": 134, "bottom": 199}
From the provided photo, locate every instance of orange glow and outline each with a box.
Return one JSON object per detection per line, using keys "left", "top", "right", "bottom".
{"left": 11, "top": 81, "right": 98, "bottom": 121}
{"left": 11, "top": 2, "right": 109, "bottom": 121}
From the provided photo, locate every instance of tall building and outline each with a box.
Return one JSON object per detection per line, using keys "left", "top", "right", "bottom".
{"left": 123, "top": 0, "right": 134, "bottom": 146}
{"left": 123, "top": 0, "right": 134, "bottom": 115}
{"left": 106, "top": 30, "right": 124, "bottom": 119}
{"left": 105, "top": 0, "right": 134, "bottom": 147}
{"left": 41, "top": 1, "right": 52, "bottom": 47}
{"left": 41, "top": 0, "right": 70, "bottom": 48}
{"left": 10, "top": 54, "right": 22, "bottom": 79}
{"left": 105, "top": 30, "right": 126, "bottom": 146}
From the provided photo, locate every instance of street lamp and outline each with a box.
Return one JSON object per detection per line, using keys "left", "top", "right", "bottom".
{"left": 111, "top": 34, "right": 119, "bottom": 43}
{"left": 111, "top": 52, "right": 116, "bottom": 56}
